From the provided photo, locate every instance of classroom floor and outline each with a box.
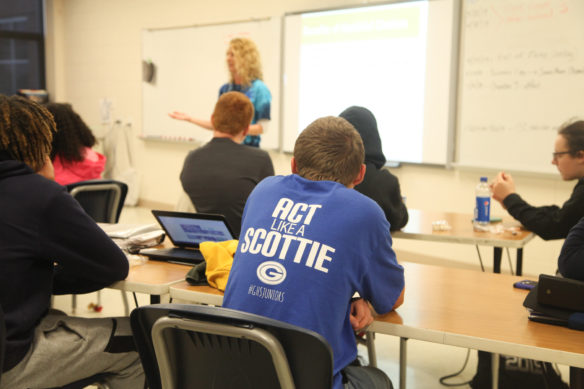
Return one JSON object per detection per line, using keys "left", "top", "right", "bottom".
{"left": 52, "top": 205, "right": 571, "bottom": 389}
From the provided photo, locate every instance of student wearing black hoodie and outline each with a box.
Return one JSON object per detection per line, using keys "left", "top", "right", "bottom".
{"left": 0, "top": 95, "right": 144, "bottom": 389}
{"left": 340, "top": 106, "right": 408, "bottom": 231}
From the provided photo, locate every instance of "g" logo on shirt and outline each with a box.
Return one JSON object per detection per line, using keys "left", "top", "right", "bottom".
{"left": 256, "top": 261, "right": 287, "bottom": 285}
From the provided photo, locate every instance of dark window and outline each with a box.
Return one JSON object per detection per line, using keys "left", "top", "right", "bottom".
{"left": 0, "top": 0, "right": 45, "bottom": 96}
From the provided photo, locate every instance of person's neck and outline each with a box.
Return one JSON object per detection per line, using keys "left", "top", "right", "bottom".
{"left": 232, "top": 73, "right": 243, "bottom": 85}
{"left": 213, "top": 130, "right": 244, "bottom": 143}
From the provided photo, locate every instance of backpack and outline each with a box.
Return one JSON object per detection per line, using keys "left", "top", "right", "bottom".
{"left": 470, "top": 351, "right": 569, "bottom": 389}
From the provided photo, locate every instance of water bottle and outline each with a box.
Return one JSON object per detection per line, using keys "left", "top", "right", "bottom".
{"left": 474, "top": 176, "right": 491, "bottom": 228}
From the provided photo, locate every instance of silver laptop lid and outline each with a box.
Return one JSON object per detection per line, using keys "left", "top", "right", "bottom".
{"left": 151, "top": 210, "right": 235, "bottom": 249}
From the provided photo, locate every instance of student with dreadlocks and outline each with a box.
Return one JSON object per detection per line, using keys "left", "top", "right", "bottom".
{"left": 44, "top": 102, "right": 106, "bottom": 185}
{"left": 0, "top": 95, "right": 145, "bottom": 389}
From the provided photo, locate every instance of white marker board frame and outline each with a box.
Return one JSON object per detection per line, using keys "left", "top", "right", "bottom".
{"left": 280, "top": 0, "right": 461, "bottom": 166}
{"left": 457, "top": 0, "right": 584, "bottom": 174}
{"left": 141, "top": 17, "right": 281, "bottom": 149}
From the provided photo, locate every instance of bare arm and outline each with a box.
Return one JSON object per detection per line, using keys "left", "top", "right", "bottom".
{"left": 393, "top": 287, "right": 405, "bottom": 310}
{"left": 350, "top": 287, "right": 404, "bottom": 332}
{"left": 350, "top": 298, "right": 374, "bottom": 332}
{"left": 168, "top": 111, "right": 213, "bottom": 130}
{"left": 247, "top": 119, "right": 271, "bottom": 136}
{"left": 247, "top": 123, "right": 264, "bottom": 136}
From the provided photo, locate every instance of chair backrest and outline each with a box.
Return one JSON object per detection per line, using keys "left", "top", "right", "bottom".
{"left": 66, "top": 179, "right": 128, "bottom": 223}
{"left": 0, "top": 304, "right": 4, "bottom": 386}
{"left": 130, "top": 304, "right": 333, "bottom": 389}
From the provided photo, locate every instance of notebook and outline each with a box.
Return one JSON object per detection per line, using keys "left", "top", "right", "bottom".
{"left": 139, "top": 210, "right": 235, "bottom": 265}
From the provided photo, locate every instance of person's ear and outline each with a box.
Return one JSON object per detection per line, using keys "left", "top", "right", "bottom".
{"left": 210, "top": 114, "right": 215, "bottom": 129}
{"left": 291, "top": 157, "right": 298, "bottom": 174}
{"left": 350, "top": 164, "right": 366, "bottom": 187}
{"left": 242, "top": 125, "right": 250, "bottom": 137}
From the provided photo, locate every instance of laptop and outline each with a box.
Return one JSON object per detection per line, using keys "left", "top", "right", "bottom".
{"left": 139, "top": 210, "right": 235, "bottom": 265}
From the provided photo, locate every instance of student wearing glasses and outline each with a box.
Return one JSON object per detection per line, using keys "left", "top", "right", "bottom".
{"left": 491, "top": 120, "right": 584, "bottom": 240}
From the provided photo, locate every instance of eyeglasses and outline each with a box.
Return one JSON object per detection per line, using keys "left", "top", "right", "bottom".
{"left": 552, "top": 151, "right": 572, "bottom": 160}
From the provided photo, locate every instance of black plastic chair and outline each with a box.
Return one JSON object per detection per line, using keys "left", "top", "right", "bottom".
{"left": 66, "top": 179, "right": 128, "bottom": 223}
{"left": 65, "top": 179, "right": 129, "bottom": 315}
{"left": 131, "top": 304, "right": 333, "bottom": 389}
{"left": 0, "top": 304, "right": 5, "bottom": 386}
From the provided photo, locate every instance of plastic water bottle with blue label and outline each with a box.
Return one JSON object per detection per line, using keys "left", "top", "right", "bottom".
{"left": 474, "top": 176, "right": 491, "bottom": 231}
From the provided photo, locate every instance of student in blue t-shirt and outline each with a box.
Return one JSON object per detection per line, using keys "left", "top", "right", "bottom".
{"left": 223, "top": 116, "right": 405, "bottom": 389}
{"left": 169, "top": 37, "right": 271, "bottom": 147}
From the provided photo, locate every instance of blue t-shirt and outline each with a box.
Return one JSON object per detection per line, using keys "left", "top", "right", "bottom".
{"left": 219, "top": 79, "right": 271, "bottom": 147}
{"left": 223, "top": 175, "right": 404, "bottom": 389}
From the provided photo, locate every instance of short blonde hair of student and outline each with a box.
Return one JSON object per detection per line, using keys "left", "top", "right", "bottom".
{"left": 0, "top": 95, "right": 55, "bottom": 172}
{"left": 228, "top": 37, "right": 263, "bottom": 87}
{"left": 294, "top": 116, "right": 365, "bottom": 186}
{"left": 212, "top": 91, "right": 254, "bottom": 136}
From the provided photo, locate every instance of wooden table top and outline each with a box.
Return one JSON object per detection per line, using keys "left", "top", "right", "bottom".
{"left": 146, "top": 259, "right": 584, "bottom": 368}
{"left": 109, "top": 260, "right": 191, "bottom": 295}
{"left": 373, "top": 262, "right": 584, "bottom": 368}
{"left": 393, "top": 209, "right": 535, "bottom": 248}
{"left": 169, "top": 281, "right": 224, "bottom": 306}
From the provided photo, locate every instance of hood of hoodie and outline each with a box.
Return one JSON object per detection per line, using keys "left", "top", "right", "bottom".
{"left": 339, "top": 106, "right": 386, "bottom": 169}
{"left": 0, "top": 150, "right": 34, "bottom": 180}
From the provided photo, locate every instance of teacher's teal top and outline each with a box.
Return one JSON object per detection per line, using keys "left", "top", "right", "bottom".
{"left": 219, "top": 79, "right": 271, "bottom": 147}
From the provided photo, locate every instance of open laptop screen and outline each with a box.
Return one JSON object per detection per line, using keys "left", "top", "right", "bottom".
{"left": 152, "top": 210, "right": 234, "bottom": 248}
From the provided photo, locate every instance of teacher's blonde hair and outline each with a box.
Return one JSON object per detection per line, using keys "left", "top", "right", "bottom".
{"left": 228, "top": 38, "right": 263, "bottom": 86}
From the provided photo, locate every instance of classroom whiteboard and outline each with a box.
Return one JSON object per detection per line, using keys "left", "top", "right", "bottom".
{"left": 457, "top": 0, "right": 584, "bottom": 174}
{"left": 141, "top": 18, "right": 281, "bottom": 149}
{"left": 281, "top": 0, "right": 460, "bottom": 165}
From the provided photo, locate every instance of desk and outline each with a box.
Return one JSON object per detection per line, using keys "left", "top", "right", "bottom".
{"left": 109, "top": 260, "right": 191, "bottom": 303}
{"left": 393, "top": 209, "right": 535, "bottom": 275}
{"left": 170, "top": 281, "right": 224, "bottom": 306}
{"left": 373, "top": 262, "right": 584, "bottom": 389}
{"left": 168, "top": 262, "right": 584, "bottom": 389}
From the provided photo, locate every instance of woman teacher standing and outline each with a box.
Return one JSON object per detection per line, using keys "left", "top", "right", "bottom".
{"left": 169, "top": 37, "right": 271, "bottom": 147}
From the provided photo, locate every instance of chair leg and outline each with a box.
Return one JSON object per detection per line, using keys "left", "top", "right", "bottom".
{"left": 491, "top": 353, "right": 500, "bottom": 389}
{"left": 72, "top": 294, "right": 77, "bottom": 314}
{"left": 121, "top": 290, "right": 130, "bottom": 316}
{"left": 366, "top": 331, "right": 377, "bottom": 367}
{"left": 399, "top": 337, "right": 408, "bottom": 389}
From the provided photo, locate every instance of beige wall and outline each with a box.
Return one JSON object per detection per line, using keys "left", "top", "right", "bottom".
{"left": 45, "top": 0, "right": 574, "bottom": 276}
